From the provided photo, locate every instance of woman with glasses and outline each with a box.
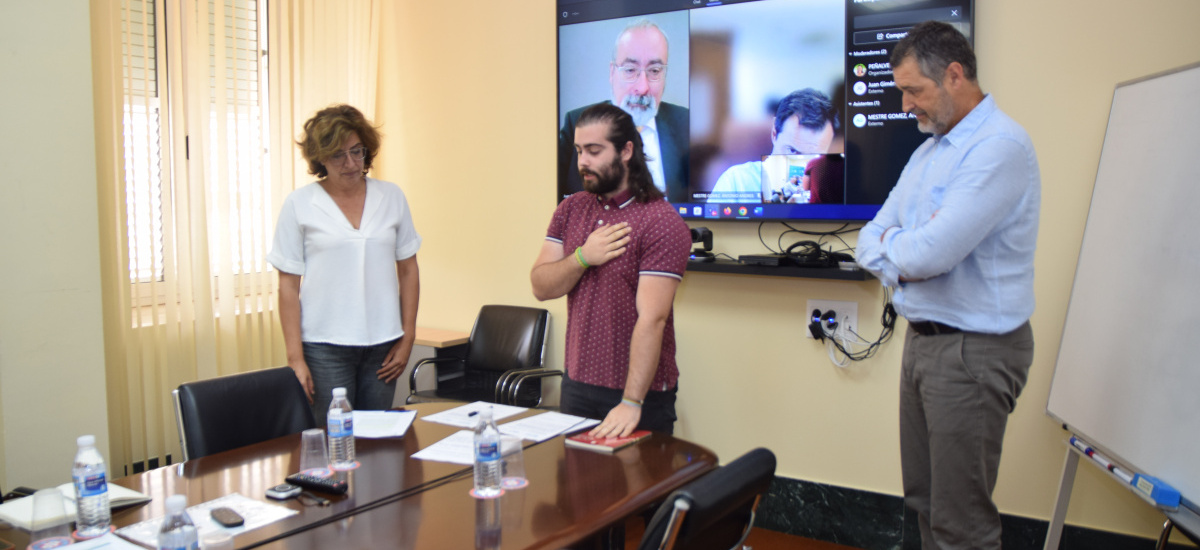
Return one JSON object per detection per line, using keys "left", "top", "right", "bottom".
{"left": 267, "top": 104, "right": 421, "bottom": 427}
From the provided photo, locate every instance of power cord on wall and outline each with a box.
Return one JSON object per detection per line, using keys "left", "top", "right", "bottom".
{"left": 809, "top": 288, "right": 897, "bottom": 367}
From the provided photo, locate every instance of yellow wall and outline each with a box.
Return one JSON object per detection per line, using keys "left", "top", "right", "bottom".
{"left": 2, "top": 0, "right": 1198, "bottom": 543}
{"left": 0, "top": 0, "right": 110, "bottom": 489}
{"left": 375, "top": 0, "right": 1200, "bottom": 541}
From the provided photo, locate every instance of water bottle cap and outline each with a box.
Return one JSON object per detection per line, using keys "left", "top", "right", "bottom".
{"left": 77, "top": 435, "right": 95, "bottom": 447}
{"left": 332, "top": 387, "right": 347, "bottom": 397}
{"left": 165, "top": 494, "right": 188, "bottom": 513}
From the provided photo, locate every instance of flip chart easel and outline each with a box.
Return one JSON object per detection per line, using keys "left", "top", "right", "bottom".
{"left": 1042, "top": 61, "right": 1200, "bottom": 549}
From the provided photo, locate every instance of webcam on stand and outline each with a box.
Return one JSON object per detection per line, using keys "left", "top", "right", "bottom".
{"left": 689, "top": 227, "right": 715, "bottom": 262}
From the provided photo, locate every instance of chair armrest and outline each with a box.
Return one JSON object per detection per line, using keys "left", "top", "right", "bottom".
{"left": 408, "top": 357, "right": 464, "bottom": 393}
{"left": 508, "top": 369, "right": 563, "bottom": 407}
{"left": 496, "top": 367, "right": 550, "bottom": 403}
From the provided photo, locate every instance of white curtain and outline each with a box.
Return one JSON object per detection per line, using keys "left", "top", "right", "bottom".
{"left": 91, "top": 0, "right": 383, "bottom": 474}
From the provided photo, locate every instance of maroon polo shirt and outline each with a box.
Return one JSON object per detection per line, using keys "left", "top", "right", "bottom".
{"left": 545, "top": 189, "right": 691, "bottom": 391}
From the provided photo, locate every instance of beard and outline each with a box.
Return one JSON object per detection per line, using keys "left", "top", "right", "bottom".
{"left": 616, "top": 93, "right": 659, "bottom": 127}
{"left": 913, "top": 89, "right": 956, "bottom": 134}
{"left": 580, "top": 153, "right": 626, "bottom": 196}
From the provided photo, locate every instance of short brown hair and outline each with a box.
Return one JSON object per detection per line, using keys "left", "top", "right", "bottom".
{"left": 890, "top": 21, "right": 977, "bottom": 84}
{"left": 296, "top": 104, "right": 382, "bottom": 179}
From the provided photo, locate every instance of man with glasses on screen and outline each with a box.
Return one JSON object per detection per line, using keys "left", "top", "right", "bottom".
{"left": 559, "top": 19, "right": 690, "bottom": 202}
{"left": 706, "top": 88, "right": 838, "bottom": 203}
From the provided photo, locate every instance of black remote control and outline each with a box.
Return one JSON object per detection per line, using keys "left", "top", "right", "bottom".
{"left": 285, "top": 472, "right": 349, "bottom": 495}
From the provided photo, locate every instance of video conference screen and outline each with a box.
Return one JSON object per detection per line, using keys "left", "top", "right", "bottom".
{"left": 556, "top": 0, "right": 974, "bottom": 222}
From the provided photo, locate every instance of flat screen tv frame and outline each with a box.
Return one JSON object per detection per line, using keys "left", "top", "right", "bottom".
{"left": 556, "top": 0, "right": 975, "bottom": 222}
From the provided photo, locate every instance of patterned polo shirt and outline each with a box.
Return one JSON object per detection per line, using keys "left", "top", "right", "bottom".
{"left": 545, "top": 189, "right": 691, "bottom": 390}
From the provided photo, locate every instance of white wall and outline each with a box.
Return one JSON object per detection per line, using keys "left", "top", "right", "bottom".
{"left": 0, "top": 1, "right": 110, "bottom": 490}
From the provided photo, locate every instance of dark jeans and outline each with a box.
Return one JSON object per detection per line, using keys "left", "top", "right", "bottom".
{"left": 560, "top": 375, "right": 678, "bottom": 434}
{"left": 303, "top": 339, "right": 399, "bottom": 428}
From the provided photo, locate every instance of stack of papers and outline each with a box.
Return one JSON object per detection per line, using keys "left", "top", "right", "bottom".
{"left": 411, "top": 407, "right": 599, "bottom": 465}
{"left": 0, "top": 483, "right": 150, "bottom": 530}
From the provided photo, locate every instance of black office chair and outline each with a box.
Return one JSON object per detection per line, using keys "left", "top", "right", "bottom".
{"left": 637, "top": 448, "right": 777, "bottom": 550}
{"left": 172, "top": 366, "right": 316, "bottom": 461}
{"left": 407, "top": 305, "right": 551, "bottom": 406}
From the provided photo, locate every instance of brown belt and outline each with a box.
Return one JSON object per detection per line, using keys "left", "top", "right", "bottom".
{"left": 909, "top": 320, "right": 962, "bottom": 336}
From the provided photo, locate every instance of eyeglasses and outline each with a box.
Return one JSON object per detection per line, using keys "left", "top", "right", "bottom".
{"left": 614, "top": 63, "right": 667, "bottom": 83}
{"left": 328, "top": 146, "right": 367, "bottom": 164}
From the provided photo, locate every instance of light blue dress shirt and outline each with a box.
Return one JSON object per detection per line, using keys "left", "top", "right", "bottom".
{"left": 856, "top": 95, "right": 1040, "bottom": 334}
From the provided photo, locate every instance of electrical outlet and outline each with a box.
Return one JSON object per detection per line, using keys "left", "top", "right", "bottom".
{"left": 806, "top": 299, "right": 857, "bottom": 339}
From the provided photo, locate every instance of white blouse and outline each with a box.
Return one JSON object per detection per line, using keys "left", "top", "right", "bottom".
{"left": 267, "top": 178, "right": 421, "bottom": 346}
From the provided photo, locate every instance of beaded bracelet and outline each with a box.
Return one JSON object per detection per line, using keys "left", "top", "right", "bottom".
{"left": 574, "top": 246, "right": 591, "bottom": 268}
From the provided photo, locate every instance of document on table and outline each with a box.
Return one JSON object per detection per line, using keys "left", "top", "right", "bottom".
{"left": 116, "top": 493, "right": 297, "bottom": 547}
{"left": 420, "top": 401, "right": 527, "bottom": 428}
{"left": 353, "top": 410, "right": 417, "bottom": 438}
{"left": 499, "top": 412, "right": 599, "bottom": 442}
{"left": 411, "top": 430, "right": 476, "bottom": 465}
{"left": 0, "top": 483, "right": 150, "bottom": 530}
{"left": 65, "top": 533, "right": 146, "bottom": 549}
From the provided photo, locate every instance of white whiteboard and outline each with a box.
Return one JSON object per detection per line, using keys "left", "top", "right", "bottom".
{"left": 1046, "top": 62, "right": 1200, "bottom": 512}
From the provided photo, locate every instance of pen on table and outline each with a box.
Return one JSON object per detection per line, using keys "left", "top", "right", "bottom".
{"left": 468, "top": 411, "right": 479, "bottom": 417}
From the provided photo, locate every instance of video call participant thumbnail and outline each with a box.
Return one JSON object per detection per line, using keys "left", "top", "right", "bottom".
{"left": 559, "top": 19, "right": 689, "bottom": 202}
{"left": 706, "top": 88, "right": 838, "bottom": 203}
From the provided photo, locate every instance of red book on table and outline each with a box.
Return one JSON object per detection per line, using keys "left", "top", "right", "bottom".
{"left": 565, "top": 430, "right": 652, "bottom": 453}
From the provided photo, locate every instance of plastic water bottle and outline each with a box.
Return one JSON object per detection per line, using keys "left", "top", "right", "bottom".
{"left": 72, "top": 434, "right": 112, "bottom": 538}
{"left": 472, "top": 407, "right": 502, "bottom": 498}
{"left": 327, "top": 387, "right": 356, "bottom": 469}
{"left": 156, "top": 494, "right": 198, "bottom": 550}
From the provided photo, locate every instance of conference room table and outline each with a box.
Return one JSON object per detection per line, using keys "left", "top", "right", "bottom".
{"left": 1, "top": 402, "right": 717, "bottom": 549}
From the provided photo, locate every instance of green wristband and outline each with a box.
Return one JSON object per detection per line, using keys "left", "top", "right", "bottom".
{"left": 575, "top": 246, "right": 591, "bottom": 269}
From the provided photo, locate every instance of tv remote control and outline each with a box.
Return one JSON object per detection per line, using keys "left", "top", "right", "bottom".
{"left": 285, "top": 472, "right": 348, "bottom": 495}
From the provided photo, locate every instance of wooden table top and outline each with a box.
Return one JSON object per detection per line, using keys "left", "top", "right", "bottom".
{"left": 412, "top": 327, "right": 470, "bottom": 348}
{"left": 0, "top": 403, "right": 717, "bottom": 550}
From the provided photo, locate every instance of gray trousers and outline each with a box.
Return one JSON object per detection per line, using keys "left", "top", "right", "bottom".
{"left": 900, "top": 321, "right": 1033, "bottom": 550}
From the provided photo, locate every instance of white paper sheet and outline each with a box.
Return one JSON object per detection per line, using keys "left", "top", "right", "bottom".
{"left": 353, "top": 410, "right": 417, "bottom": 438}
{"left": 498, "top": 412, "right": 599, "bottom": 442}
{"left": 68, "top": 532, "right": 146, "bottom": 549}
{"left": 419, "top": 401, "right": 527, "bottom": 428}
{"left": 115, "top": 492, "right": 297, "bottom": 548}
{"left": 410, "top": 430, "right": 476, "bottom": 465}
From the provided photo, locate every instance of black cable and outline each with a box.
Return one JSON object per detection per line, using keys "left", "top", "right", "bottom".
{"left": 818, "top": 287, "right": 897, "bottom": 362}
{"left": 757, "top": 222, "right": 780, "bottom": 253}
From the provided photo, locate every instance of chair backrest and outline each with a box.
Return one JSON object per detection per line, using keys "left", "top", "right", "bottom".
{"left": 173, "top": 367, "right": 316, "bottom": 461}
{"left": 463, "top": 305, "right": 549, "bottom": 373}
{"left": 638, "top": 448, "right": 777, "bottom": 550}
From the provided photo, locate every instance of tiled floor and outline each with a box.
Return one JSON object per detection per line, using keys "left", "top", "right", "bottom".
{"left": 623, "top": 517, "right": 863, "bottom": 550}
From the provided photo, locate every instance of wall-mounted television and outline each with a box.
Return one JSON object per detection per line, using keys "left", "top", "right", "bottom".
{"left": 557, "top": 0, "right": 974, "bottom": 222}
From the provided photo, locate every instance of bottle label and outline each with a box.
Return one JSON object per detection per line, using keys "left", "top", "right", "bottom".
{"left": 74, "top": 472, "right": 108, "bottom": 497}
{"left": 476, "top": 439, "right": 499, "bottom": 462}
{"left": 328, "top": 412, "right": 353, "bottom": 437}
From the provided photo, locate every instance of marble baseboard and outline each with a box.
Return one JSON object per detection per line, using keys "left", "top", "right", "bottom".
{"left": 756, "top": 476, "right": 1189, "bottom": 550}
